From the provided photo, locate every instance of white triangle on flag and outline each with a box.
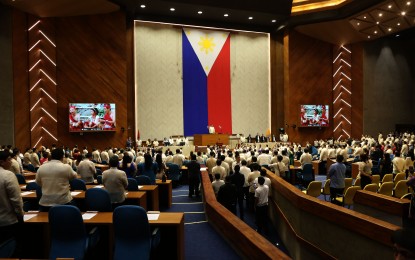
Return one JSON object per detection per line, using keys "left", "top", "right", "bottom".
{"left": 183, "top": 28, "right": 230, "bottom": 76}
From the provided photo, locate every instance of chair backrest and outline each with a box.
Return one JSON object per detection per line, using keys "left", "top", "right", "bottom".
{"left": 95, "top": 169, "right": 102, "bottom": 176}
{"left": 363, "top": 183, "right": 378, "bottom": 192}
{"left": 378, "top": 181, "right": 394, "bottom": 196}
{"left": 48, "top": 205, "right": 87, "bottom": 260}
{"left": 344, "top": 178, "right": 353, "bottom": 192}
{"left": 394, "top": 173, "right": 406, "bottom": 183}
{"left": 394, "top": 180, "right": 409, "bottom": 198}
{"left": 382, "top": 174, "right": 393, "bottom": 183}
{"left": 371, "top": 175, "right": 380, "bottom": 185}
{"left": 26, "top": 164, "right": 36, "bottom": 172}
{"left": 26, "top": 182, "right": 42, "bottom": 199}
{"left": 70, "top": 179, "right": 87, "bottom": 191}
{"left": 343, "top": 186, "right": 361, "bottom": 206}
{"left": 0, "top": 238, "right": 16, "bottom": 258}
{"left": 97, "top": 175, "right": 103, "bottom": 184}
{"left": 113, "top": 205, "right": 151, "bottom": 260}
{"left": 127, "top": 178, "right": 139, "bottom": 191}
{"left": 166, "top": 163, "right": 181, "bottom": 181}
{"left": 306, "top": 181, "right": 322, "bottom": 197}
{"left": 322, "top": 179, "right": 331, "bottom": 195}
{"left": 302, "top": 164, "right": 314, "bottom": 181}
{"left": 135, "top": 175, "right": 151, "bottom": 185}
{"left": 353, "top": 178, "right": 361, "bottom": 187}
{"left": 85, "top": 188, "right": 112, "bottom": 212}
{"left": 15, "top": 174, "right": 26, "bottom": 184}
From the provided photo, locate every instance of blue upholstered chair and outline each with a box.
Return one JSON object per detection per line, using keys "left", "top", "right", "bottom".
{"left": 96, "top": 175, "right": 103, "bottom": 184}
{"left": 70, "top": 179, "right": 87, "bottom": 191}
{"left": 127, "top": 178, "right": 139, "bottom": 191}
{"left": 85, "top": 188, "right": 112, "bottom": 212}
{"left": 135, "top": 175, "right": 151, "bottom": 185}
{"left": 0, "top": 238, "right": 16, "bottom": 258}
{"left": 113, "top": 205, "right": 152, "bottom": 260}
{"left": 15, "top": 173, "right": 26, "bottom": 184}
{"left": 49, "top": 205, "right": 98, "bottom": 260}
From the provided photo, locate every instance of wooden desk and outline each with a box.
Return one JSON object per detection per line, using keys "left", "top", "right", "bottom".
{"left": 194, "top": 134, "right": 229, "bottom": 146}
{"left": 23, "top": 170, "right": 36, "bottom": 180}
{"left": 156, "top": 179, "right": 172, "bottom": 208}
{"left": 21, "top": 191, "right": 147, "bottom": 210}
{"left": 94, "top": 163, "right": 109, "bottom": 171}
{"left": 24, "top": 212, "right": 184, "bottom": 260}
{"left": 86, "top": 184, "right": 159, "bottom": 211}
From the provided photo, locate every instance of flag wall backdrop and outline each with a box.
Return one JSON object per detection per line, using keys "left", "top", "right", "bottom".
{"left": 134, "top": 21, "right": 270, "bottom": 140}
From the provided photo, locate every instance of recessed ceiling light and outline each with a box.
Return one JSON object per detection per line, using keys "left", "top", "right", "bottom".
{"left": 407, "top": 1, "right": 411, "bottom": 5}
{"left": 368, "top": 35, "right": 371, "bottom": 38}
{"left": 357, "top": 22, "right": 360, "bottom": 26}
{"left": 379, "top": 13, "right": 383, "bottom": 17}
{"left": 198, "top": 11, "right": 203, "bottom": 14}
{"left": 401, "top": 11, "right": 406, "bottom": 15}
{"left": 388, "top": 28, "right": 392, "bottom": 31}
{"left": 140, "top": 4, "right": 146, "bottom": 8}
{"left": 376, "top": 21, "right": 379, "bottom": 24}
{"left": 374, "top": 30, "right": 378, "bottom": 34}
{"left": 397, "top": 22, "right": 401, "bottom": 26}
{"left": 396, "top": 34, "right": 400, "bottom": 37}
{"left": 224, "top": 14, "right": 229, "bottom": 17}
{"left": 388, "top": 4, "right": 392, "bottom": 8}
{"left": 248, "top": 17, "right": 253, "bottom": 20}
{"left": 363, "top": 16, "right": 367, "bottom": 19}
{"left": 170, "top": 7, "right": 175, "bottom": 11}
{"left": 271, "top": 19, "right": 277, "bottom": 23}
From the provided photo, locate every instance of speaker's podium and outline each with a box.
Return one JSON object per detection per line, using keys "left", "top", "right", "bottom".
{"left": 194, "top": 134, "right": 229, "bottom": 146}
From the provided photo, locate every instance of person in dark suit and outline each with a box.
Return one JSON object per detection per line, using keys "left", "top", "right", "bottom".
{"left": 255, "top": 133, "right": 260, "bottom": 143}
{"left": 230, "top": 165, "right": 245, "bottom": 220}
{"left": 217, "top": 176, "right": 237, "bottom": 215}
{"left": 187, "top": 154, "right": 201, "bottom": 197}
{"left": 247, "top": 134, "right": 252, "bottom": 143}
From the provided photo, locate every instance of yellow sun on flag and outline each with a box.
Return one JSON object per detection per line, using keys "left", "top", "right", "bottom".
{"left": 198, "top": 35, "right": 215, "bottom": 54}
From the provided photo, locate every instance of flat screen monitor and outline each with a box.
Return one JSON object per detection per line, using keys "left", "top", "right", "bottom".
{"left": 299, "top": 105, "right": 329, "bottom": 127}
{"left": 69, "top": 103, "right": 116, "bottom": 132}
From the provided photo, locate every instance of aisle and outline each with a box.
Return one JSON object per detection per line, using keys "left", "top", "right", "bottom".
{"left": 164, "top": 186, "right": 241, "bottom": 260}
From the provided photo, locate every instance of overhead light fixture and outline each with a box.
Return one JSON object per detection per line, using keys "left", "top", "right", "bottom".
{"left": 224, "top": 14, "right": 229, "bottom": 17}
{"left": 140, "top": 4, "right": 146, "bottom": 8}
{"left": 248, "top": 17, "right": 253, "bottom": 20}
{"left": 396, "top": 34, "right": 400, "bottom": 37}
{"left": 357, "top": 22, "right": 360, "bottom": 25}
{"left": 376, "top": 21, "right": 379, "bottom": 24}
{"left": 388, "top": 28, "right": 392, "bottom": 31}
{"left": 272, "top": 19, "right": 276, "bottom": 23}
{"left": 397, "top": 22, "right": 401, "bottom": 26}
{"left": 368, "top": 35, "right": 371, "bottom": 38}
{"left": 388, "top": 4, "right": 392, "bottom": 8}
{"left": 407, "top": 1, "right": 411, "bottom": 5}
{"left": 378, "top": 13, "right": 383, "bottom": 17}
{"left": 363, "top": 16, "right": 367, "bottom": 19}
{"left": 374, "top": 30, "right": 378, "bottom": 34}
{"left": 198, "top": 11, "right": 203, "bottom": 14}
{"left": 401, "top": 11, "right": 406, "bottom": 15}
{"left": 170, "top": 7, "right": 175, "bottom": 11}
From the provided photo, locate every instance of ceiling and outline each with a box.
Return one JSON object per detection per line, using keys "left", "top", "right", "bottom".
{"left": 1, "top": 0, "right": 413, "bottom": 44}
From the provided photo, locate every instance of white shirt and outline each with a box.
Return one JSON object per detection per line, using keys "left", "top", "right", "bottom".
{"left": 254, "top": 184, "right": 269, "bottom": 206}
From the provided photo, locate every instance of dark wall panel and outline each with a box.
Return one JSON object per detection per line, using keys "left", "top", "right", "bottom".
{"left": 55, "top": 12, "right": 128, "bottom": 149}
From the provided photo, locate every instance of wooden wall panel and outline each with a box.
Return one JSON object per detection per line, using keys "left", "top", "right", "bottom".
{"left": 270, "top": 32, "right": 285, "bottom": 136}
{"left": 351, "top": 43, "right": 363, "bottom": 138}
{"left": 55, "top": 11, "right": 127, "bottom": 149}
{"left": 13, "top": 10, "right": 31, "bottom": 150}
{"left": 284, "top": 31, "right": 333, "bottom": 144}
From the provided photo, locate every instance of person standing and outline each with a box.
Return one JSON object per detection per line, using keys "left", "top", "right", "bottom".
{"left": 187, "top": 154, "right": 201, "bottom": 198}
{"left": 255, "top": 176, "right": 269, "bottom": 234}
{"left": 77, "top": 152, "right": 96, "bottom": 184}
{"left": 217, "top": 176, "right": 238, "bottom": 215}
{"left": 102, "top": 155, "right": 128, "bottom": 205}
{"left": 328, "top": 155, "right": 346, "bottom": 204}
{"left": 0, "top": 151, "right": 24, "bottom": 245}
{"left": 36, "top": 148, "right": 77, "bottom": 212}
{"left": 358, "top": 153, "right": 373, "bottom": 189}
{"left": 230, "top": 165, "right": 245, "bottom": 220}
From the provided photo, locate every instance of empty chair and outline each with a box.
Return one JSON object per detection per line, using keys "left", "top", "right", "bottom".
{"left": 344, "top": 178, "right": 353, "bottom": 194}
{"left": 381, "top": 173, "right": 393, "bottom": 183}
{"left": 136, "top": 175, "right": 151, "bottom": 185}
{"left": 401, "top": 193, "right": 412, "bottom": 200}
{"left": 70, "top": 179, "right": 87, "bottom": 191}
{"left": 378, "top": 182, "right": 394, "bottom": 196}
{"left": 335, "top": 186, "right": 361, "bottom": 208}
{"left": 127, "top": 178, "right": 139, "bottom": 191}
{"left": 15, "top": 174, "right": 26, "bottom": 184}
{"left": 49, "top": 205, "right": 97, "bottom": 260}
{"left": 113, "top": 205, "right": 151, "bottom": 260}
{"left": 0, "top": 238, "right": 16, "bottom": 258}
{"left": 135, "top": 175, "right": 151, "bottom": 185}
{"left": 85, "top": 188, "right": 112, "bottom": 212}
{"left": 353, "top": 178, "right": 361, "bottom": 187}
{"left": 371, "top": 175, "right": 380, "bottom": 186}
{"left": 321, "top": 179, "right": 331, "bottom": 201}
{"left": 394, "top": 180, "right": 408, "bottom": 198}
{"left": 363, "top": 183, "right": 378, "bottom": 192}
{"left": 96, "top": 175, "right": 103, "bottom": 184}
{"left": 302, "top": 181, "right": 322, "bottom": 198}
{"left": 394, "top": 173, "right": 406, "bottom": 183}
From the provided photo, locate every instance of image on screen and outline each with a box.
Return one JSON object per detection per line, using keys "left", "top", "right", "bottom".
{"left": 69, "top": 103, "right": 116, "bottom": 132}
{"left": 300, "top": 105, "right": 329, "bottom": 127}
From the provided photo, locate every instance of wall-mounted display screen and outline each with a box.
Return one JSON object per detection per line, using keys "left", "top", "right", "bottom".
{"left": 300, "top": 105, "right": 329, "bottom": 127}
{"left": 69, "top": 103, "right": 116, "bottom": 132}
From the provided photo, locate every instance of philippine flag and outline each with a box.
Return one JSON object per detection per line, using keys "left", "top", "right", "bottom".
{"left": 182, "top": 28, "right": 231, "bottom": 136}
